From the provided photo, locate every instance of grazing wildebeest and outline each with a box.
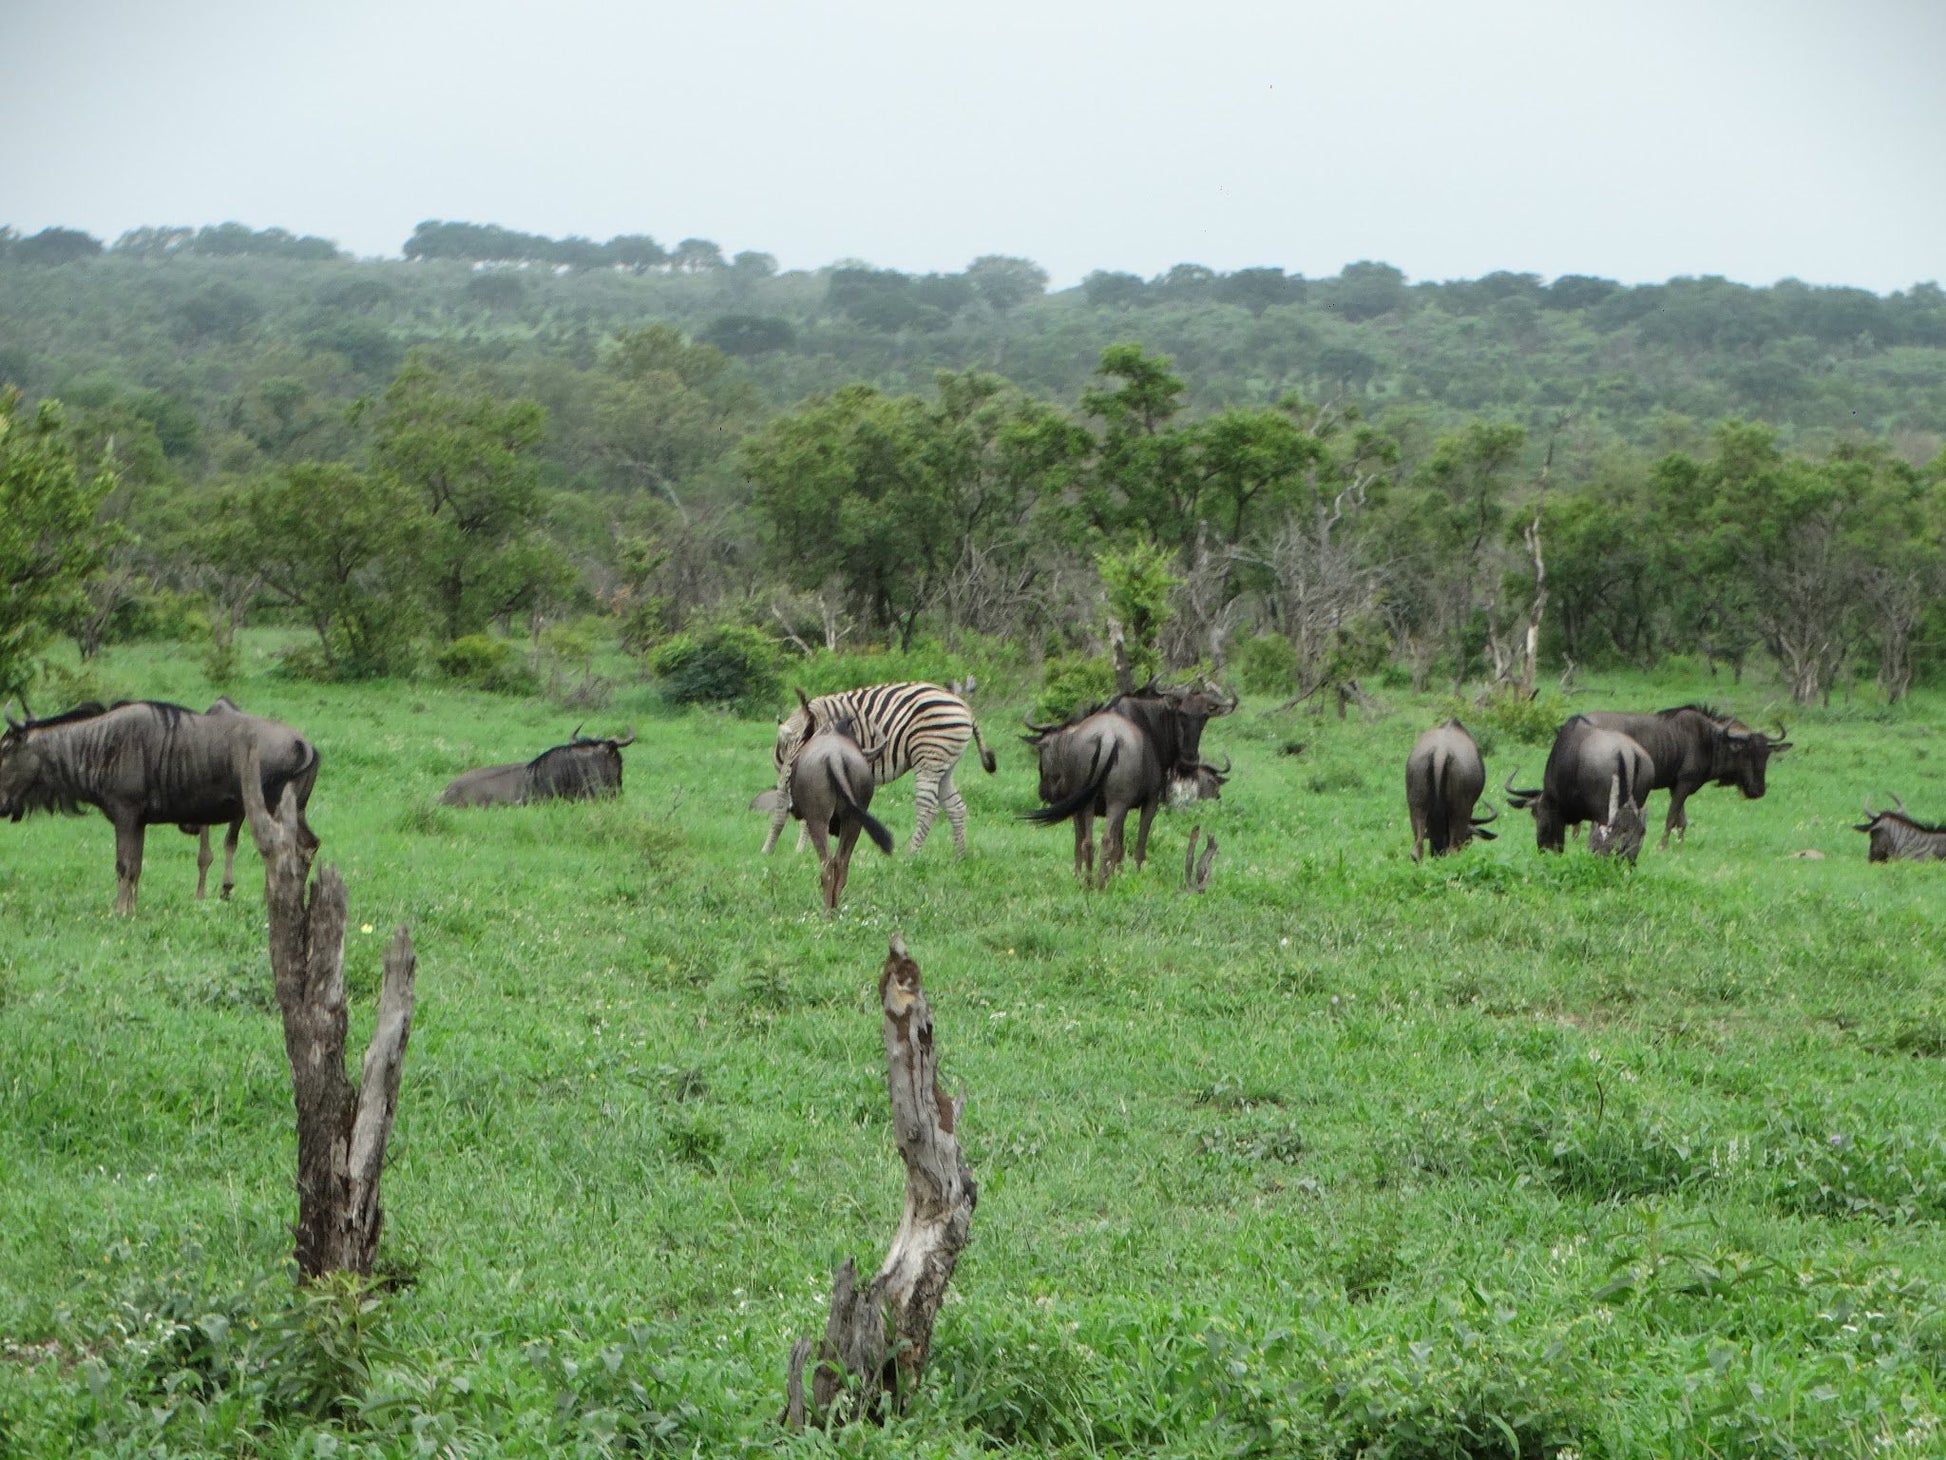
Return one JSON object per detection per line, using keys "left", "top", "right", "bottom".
{"left": 441, "top": 727, "right": 635, "bottom": 807}
{"left": 1405, "top": 718, "right": 1499, "bottom": 862}
{"left": 0, "top": 698, "right": 319, "bottom": 915}
{"left": 776, "top": 691, "right": 894, "bottom": 913}
{"left": 1504, "top": 716, "right": 1652, "bottom": 862}
{"left": 763, "top": 682, "right": 995, "bottom": 857}
{"left": 1581, "top": 705, "right": 1790, "bottom": 847}
{"left": 1855, "top": 797, "right": 1946, "bottom": 862}
{"left": 1022, "top": 679, "right": 1236, "bottom": 887}
{"left": 1168, "top": 752, "right": 1231, "bottom": 807}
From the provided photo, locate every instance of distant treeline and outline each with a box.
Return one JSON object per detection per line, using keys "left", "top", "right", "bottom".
{"left": 1, "top": 217, "right": 1943, "bottom": 714}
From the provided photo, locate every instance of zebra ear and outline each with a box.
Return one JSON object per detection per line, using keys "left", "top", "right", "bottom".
{"left": 795, "top": 688, "right": 815, "bottom": 736}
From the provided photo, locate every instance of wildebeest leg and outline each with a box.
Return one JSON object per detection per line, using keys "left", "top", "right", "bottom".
{"left": 1073, "top": 808, "right": 1094, "bottom": 883}
{"left": 1410, "top": 808, "right": 1426, "bottom": 864}
{"left": 220, "top": 819, "right": 242, "bottom": 900}
{"left": 1101, "top": 804, "right": 1132, "bottom": 885}
{"left": 909, "top": 768, "right": 943, "bottom": 855}
{"left": 803, "top": 818, "right": 834, "bottom": 909}
{"left": 1663, "top": 788, "right": 1689, "bottom": 847}
{"left": 1131, "top": 799, "right": 1159, "bottom": 870}
{"left": 940, "top": 769, "right": 969, "bottom": 856}
{"left": 831, "top": 821, "right": 863, "bottom": 912}
{"left": 194, "top": 826, "right": 213, "bottom": 900}
{"left": 113, "top": 819, "right": 147, "bottom": 917}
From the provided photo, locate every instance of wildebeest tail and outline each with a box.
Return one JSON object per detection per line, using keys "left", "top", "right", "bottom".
{"left": 1023, "top": 741, "right": 1119, "bottom": 825}
{"left": 1426, "top": 747, "right": 1453, "bottom": 854}
{"left": 971, "top": 717, "right": 997, "bottom": 773}
{"left": 828, "top": 762, "right": 895, "bottom": 855}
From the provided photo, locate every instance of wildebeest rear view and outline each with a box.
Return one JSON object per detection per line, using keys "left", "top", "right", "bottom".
{"left": 1023, "top": 679, "right": 1236, "bottom": 887}
{"left": 1505, "top": 716, "right": 1653, "bottom": 863}
{"left": 442, "top": 727, "right": 635, "bottom": 807}
{"left": 0, "top": 698, "right": 319, "bottom": 914}
{"left": 775, "top": 690, "right": 894, "bottom": 913}
{"left": 1404, "top": 718, "right": 1498, "bottom": 861}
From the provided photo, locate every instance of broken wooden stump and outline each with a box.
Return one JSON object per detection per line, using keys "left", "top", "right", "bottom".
{"left": 783, "top": 934, "right": 976, "bottom": 1430}
{"left": 1184, "top": 824, "right": 1217, "bottom": 893}
{"left": 238, "top": 743, "right": 416, "bottom": 1283}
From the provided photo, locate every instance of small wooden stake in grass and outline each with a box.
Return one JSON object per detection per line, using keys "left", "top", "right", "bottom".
{"left": 1184, "top": 824, "right": 1217, "bottom": 893}
{"left": 238, "top": 742, "right": 416, "bottom": 1283}
{"left": 783, "top": 934, "right": 976, "bottom": 1430}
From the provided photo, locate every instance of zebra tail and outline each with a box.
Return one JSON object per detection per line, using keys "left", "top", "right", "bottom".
{"left": 828, "top": 761, "right": 895, "bottom": 855}
{"left": 970, "top": 717, "right": 997, "bottom": 773}
{"left": 1023, "top": 741, "right": 1119, "bottom": 825}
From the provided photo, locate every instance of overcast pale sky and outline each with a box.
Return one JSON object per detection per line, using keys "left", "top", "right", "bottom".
{"left": 3, "top": 0, "right": 1941, "bottom": 291}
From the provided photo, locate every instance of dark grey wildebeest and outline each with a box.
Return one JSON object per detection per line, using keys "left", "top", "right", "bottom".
{"left": 1581, "top": 705, "right": 1789, "bottom": 847}
{"left": 1855, "top": 797, "right": 1946, "bottom": 862}
{"left": 1405, "top": 718, "right": 1498, "bottom": 862}
{"left": 1505, "top": 716, "right": 1652, "bottom": 863}
{"left": 768, "top": 691, "right": 893, "bottom": 913}
{"left": 441, "top": 727, "right": 635, "bottom": 808}
{"left": 0, "top": 698, "right": 319, "bottom": 915}
{"left": 1022, "top": 680, "right": 1236, "bottom": 887}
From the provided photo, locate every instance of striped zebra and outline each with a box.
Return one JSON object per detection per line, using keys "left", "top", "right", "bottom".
{"left": 762, "top": 682, "right": 996, "bottom": 856}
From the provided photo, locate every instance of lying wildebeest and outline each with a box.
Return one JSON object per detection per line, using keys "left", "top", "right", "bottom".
{"left": 1022, "top": 679, "right": 1236, "bottom": 887}
{"left": 1855, "top": 797, "right": 1946, "bottom": 862}
{"left": 1405, "top": 718, "right": 1498, "bottom": 861}
{"left": 1168, "top": 753, "right": 1231, "bottom": 807}
{"left": 769, "top": 690, "right": 893, "bottom": 913}
{"left": 1581, "top": 705, "right": 1790, "bottom": 847}
{"left": 0, "top": 698, "right": 319, "bottom": 915}
{"left": 1505, "top": 716, "right": 1652, "bottom": 862}
{"left": 441, "top": 727, "right": 635, "bottom": 807}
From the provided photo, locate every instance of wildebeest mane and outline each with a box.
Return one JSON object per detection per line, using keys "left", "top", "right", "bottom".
{"left": 1659, "top": 703, "right": 1727, "bottom": 722}
{"left": 1874, "top": 808, "right": 1946, "bottom": 834}
{"left": 15, "top": 701, "right": 109, "bottom": 730}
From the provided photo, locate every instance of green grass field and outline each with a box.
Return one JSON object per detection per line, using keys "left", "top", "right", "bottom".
{"left": 4, "top": 641, "right": 1945, "bottom": 1458}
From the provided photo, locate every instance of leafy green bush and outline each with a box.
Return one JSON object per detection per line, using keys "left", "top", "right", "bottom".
{"left": 1033, "top": 652, "right": 1117, "bottom": 723}
{"left": 647, "top": 624, "right": 780, "bottom": 713}
{"left": 434, "top": 634, "right": 537, "bottom": 694}
{"left": 786, "top": 635, "right": 1022, "bottom": 700}
{"left": 1457, "top": 686, "right": 1570, "bottom": 746}
{"left": 1235, "top": 632, "right": 1298, "bottom": 695}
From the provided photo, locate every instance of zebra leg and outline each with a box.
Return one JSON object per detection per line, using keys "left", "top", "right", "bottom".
{"left": 761, "top": 797, "right": 791, "bottom": 854}
{"left": 940, "top": 769, "right": 969, "bottom": 856}
{"left": 909, "top": 769, "right": 944, "bottom": 855}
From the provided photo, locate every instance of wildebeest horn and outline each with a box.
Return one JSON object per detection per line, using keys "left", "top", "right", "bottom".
{"left": 1861, "top": 795, "right": 1877, "bottom": 820}
{"left": 1472, "top": 803, "right": 1499, "bottom": 826}
{"left": 1892, "top": 794, "right": 1908, "bottom": 814}
{"left": 612, "top": 727, "right": 635, "bottom": 749}
{"left": 1503, "top": 770, "right": 1540, "bottom": 808}
{"left": 570, "top": 722, "right": 585, "bottom": 742}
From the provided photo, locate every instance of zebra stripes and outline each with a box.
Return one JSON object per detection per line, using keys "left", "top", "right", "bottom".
{"left": 762, "top": 682, "right": 996, "bottom": 856}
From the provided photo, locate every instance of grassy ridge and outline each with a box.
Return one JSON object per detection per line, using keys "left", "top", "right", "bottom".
{"left": 3, "top": 642, "right": 1945, "bottom": 1456}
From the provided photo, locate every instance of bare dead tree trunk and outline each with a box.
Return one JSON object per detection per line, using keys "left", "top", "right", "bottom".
{"left": 1106, "top": 618, "right": 1136, "bottom": 695}
{"left": 1518, "top": 414, "right": 1567, "bottom": 699}
{"left": 784, "top": 935, "right": 975, "bottom": 1430}
{"left": 238, "top": 744, "right": 417, "bottom": 1283}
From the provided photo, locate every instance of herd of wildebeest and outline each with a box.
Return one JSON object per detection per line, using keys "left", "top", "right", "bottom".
{"left": 0, "top": 679, "right": 1941, "bottom": 916}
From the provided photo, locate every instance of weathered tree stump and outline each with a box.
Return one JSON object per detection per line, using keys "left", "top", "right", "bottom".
{"left": 783, "top": 934, "right": 976, "bottom": 1429}
{"left": 238, "top": 743, "right": 416, "bottom": 1283}
{"left": 1183, "top": 824, "right": 1217, "bottom": 893}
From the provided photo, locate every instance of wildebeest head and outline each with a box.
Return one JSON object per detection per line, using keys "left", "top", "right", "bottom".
{"left": 1855, "top": 796, "right": 1946, "bottom": 863}
{"left": 526, "top": 725, "right": 635, "bottom": 801}
{"left": 1169, "top": 752, "right": 1230, "bottom": 806}
{"left": 1714, "top": 712, "right": 1791, "bottom": 798}
{"left": 0, "top": 701, "right": 103, "bottom": 821}
{"left": 1588, "top": 775, "right": 1647, "bottom": 861}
